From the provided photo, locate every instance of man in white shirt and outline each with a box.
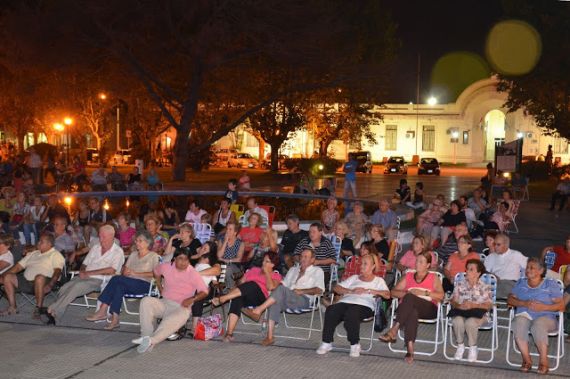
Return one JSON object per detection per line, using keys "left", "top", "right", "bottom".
{"left": 249, "top": 248, "right": 325, "bottom": 346}
{"left": 0, "top": 233, "right": 64, "bottom": 317}
{"left": 484, "top": 233, "right": 528, "bottom": 299}
{"left": 46, "top": 225, "right": 124, "bottom": 324}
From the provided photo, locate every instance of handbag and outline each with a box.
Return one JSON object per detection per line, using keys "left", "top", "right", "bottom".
{"left": 447, "top": 307, "right": 487, "bottom": 319}
{"left": 194, "top": 314, "right": 224, "bottom": 341}
{"left": 373, "top": 299, "right": 388, "bottom": 332}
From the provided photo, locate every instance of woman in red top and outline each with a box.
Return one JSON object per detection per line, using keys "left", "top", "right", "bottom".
{"left": 239, "top": 213, "right": 264, "bottom": 261}
{"left": 212, "top": 251, "right": 281, "bottom": 342}
{"left": 379, "top": 251, "right": 444, "bottom": 363}
{"left": 443, "top": 235, "right": 480, "bottom": 292}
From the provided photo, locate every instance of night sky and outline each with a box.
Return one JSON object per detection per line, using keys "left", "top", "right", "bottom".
{"left": 385, "top": 0, "right": 505, "bottom": 104}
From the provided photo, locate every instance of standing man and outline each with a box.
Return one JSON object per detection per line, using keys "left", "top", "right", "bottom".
{"left": 343, "top": 155, "right": 358, "bottom": 199}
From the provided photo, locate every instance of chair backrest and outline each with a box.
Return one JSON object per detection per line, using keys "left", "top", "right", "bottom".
{"left": 510, "top": 200, "right": 521, "bottom": 218}
{"left": 559, "top": 264, "right": 568, "bottom": 281}
{"left": 405, "top": 268, "right": 443, "bottom": 281}
{"left": 453, "top": 272, "right": 497, "bottom": 303}
{"left": 258, "top": 205, "right": 275, "bottom": 227}
{"left": 544, "top": 250, "right": 557, "bottom": 271}
{"left": 479, "top": 253, "right": 486, "bottom": 262}
{"left": 230, "top": 204, "right": 245, "bottom": 220}
{"left": 218, "top": 264, "right": 227, "bottom": 285}
{"left": 191, "top": 223, "right": 213, "bottom": 244}
{"left": 238, "top": 214, "right": 247, "bottom": 226}
{"left": 326, "top": 234, "right": 342, "bottom": 263}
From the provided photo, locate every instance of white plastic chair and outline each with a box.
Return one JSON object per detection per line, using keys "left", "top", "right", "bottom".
{"left": 274, "top": 295, "right": 323, "bottom": 341}
{"left": 505, "top": 279, "right": 565, "bottom": 372}
{"left": 327, "top": 235, "right": 342, "bottom": 292}
{"left": 388, "top": 270, "right": 444, "bottom": 356}
{"left": 119, "top": 279, "right": 160, "bottom": 326}
{"left": 190, "top": 223, "right": 213, "bottom": 244}
{"left": 442, "top": 272, "right": 498, "bottom": 363}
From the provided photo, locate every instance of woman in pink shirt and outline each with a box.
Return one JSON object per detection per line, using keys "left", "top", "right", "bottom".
{"left": 379, "top": 251, "right": 444, "bottom": 364}
{"left": 396, "top": 235, "right": 438, "bottom": 273}
{"left": 212, "top": 251, "right": 281, "bottom": 342}
{"left": 116, "top": 212, "right": 136, "bottom": 252}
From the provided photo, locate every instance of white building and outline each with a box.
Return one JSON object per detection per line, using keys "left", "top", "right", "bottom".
{"left": 216, "top": 77, "right": 570, "bottom": 164}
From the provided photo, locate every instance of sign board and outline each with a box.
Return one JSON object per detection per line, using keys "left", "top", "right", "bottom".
{"left": 495, "top": 139, "right": 523, "bottom": 172}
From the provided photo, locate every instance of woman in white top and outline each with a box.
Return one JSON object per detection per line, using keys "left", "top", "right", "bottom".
{"left": 0, "top": 234, "right": 14, "bottom": 275}
{"left": 184, "top": 200, "right": 207, "bottom": 223}
{"left": 316, "top": 254, "right": 390, "bottom": 357}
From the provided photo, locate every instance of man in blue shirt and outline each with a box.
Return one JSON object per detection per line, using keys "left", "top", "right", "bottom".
{"left": 343, "top": 156, "right": 358, "bottom": 198}
{"left": 371, "top": 199, "right": 398, "bottom": 240}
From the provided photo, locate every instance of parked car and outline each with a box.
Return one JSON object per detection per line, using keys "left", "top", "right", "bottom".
{"left": 418, "top": 157, "right": 441, "bottom": 175}
{"left": 213, "top": 148, "right": 237, "bottom": 166}
{"left": 228, "top": 153, "right": 258, "bottom": 168}
{"left": 111, "top": 149, "right": 133, "bottom": 165}
{"left": 348, "top": 151, "right": 373, "bottom": 173}
{"left": 384, "top": 156, "right": 408, "bottom": 175}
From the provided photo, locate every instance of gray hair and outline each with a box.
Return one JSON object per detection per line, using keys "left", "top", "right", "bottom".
{"left": 99, "top": 224, "right": 115, "bottom": 236}
{"left": 495, "top": 233, "right": 510, "bottom": 247}
{"left": 135, "top": 230, "right": 154, "bottom": 246}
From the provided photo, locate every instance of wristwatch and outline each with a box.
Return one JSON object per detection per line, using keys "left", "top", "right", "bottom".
{"left": 424, "top": 290, "right": 429, "bottom": 296}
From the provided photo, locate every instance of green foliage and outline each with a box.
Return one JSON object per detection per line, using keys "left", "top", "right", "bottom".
{"left": 283, "top": 157, "right": 342, "bottom": 177}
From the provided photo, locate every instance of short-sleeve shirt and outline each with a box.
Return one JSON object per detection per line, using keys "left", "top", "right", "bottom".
{"left": 282, "top": 264, "right": 325, "bottom": 299}
{"left": 338, "top": 275, "right": 388, "bottom": 311}
{"left": 154, "top": 263, "right": 208, "bottom": 305}
{"left": 281, "top": 229, "right": 309, "bottom": 256}
{"left": 185, "top": 209, "right": 207, "bottom": 223}
{"left": 511, "top": 278, "right": 562, "bottom": 320}
{"left": 484, "top": 249, "right": 527, "bottom": 281}
{"left": 54, "top": 232, "right": 76, "bottom": 254}
{"left": 243, "top": 266, "right": 282, "bottom": 297}
{"left": 239, "top": 227, "right": 264, "bottom": 250}
{"left": 293, "top": 237, "right": 336, "bottom": 273}
{"left": 0, "top": 251, "right": 14, "bottom": 274}
{"left": 82, "top": 243, "right": 125, "bottom": 280}
{"left": 452, "top": 278, "right": 492, "bottom": 305}
{"left": 118, "top": 227, "right": 136, "bottom": 249}
{"left": 171, "top": 238, "right": 202, "bottom": 265}
{"left": 126, "top": 251, "right": 160, "bottom": 283}
{"left": 447, "top": 252, "right": 480, "bottom": 279}
{"left": 551, "top": 245, "right": 570, "bottom": 273}
{"left": 18, "top": 248, "right": 65, "bottom": 281}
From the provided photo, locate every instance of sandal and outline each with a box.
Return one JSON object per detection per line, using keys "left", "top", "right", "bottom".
{"left": 520, "top": 361, "right": 532, "bottom": 373}
{"left": 104, "top": 323, "right": 121, "bottom": 331}
{"left": 378, "top": 333, "right": 396, "bottom": 343}
{"left": 223, "top": 333, "right": 234, "bottom": 343}
{"left": 404, "top": 353, "right": 414, "bottom": 364}
{"left": 537, "top": 364, "right": 549, "bottom": 375}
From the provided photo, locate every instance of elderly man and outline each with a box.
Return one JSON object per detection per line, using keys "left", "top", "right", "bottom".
{"left": 242, "top": 197, "right": 269, "bottom": 228}
{"left": 484, "top": 233, "right": 528, "bottom": 299}
{"left": 250, "top": 248, "right": 324, "bottom": 346}
{"left": 45, "top": 225, "right": 124, "bottom": 324}
{"left": 293, "top": 222, "right": 336, "bottom": 286}
{"left": 370, "top": 199, "right": 398, "bottom": 240}
{"left": 0, "top": 233, "right": 64, "bottom": 317}
{"left": 132, "top": 250, "right": 208, "bottom": 353}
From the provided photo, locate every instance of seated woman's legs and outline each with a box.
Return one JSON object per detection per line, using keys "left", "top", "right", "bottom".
{"left": 322, "top": 302, "right": 349, "bottom": 344}
{"left": 191, "top": 287, "right": 214, "bottom": 331}
{"left": 224, "top": 281, "right": 266, "bottom": 339}
{"left": 529, "top": 316, "right": 557, "bottom": 368}
{"left": 343, "top": 304, "right": 373, "bottom": 346}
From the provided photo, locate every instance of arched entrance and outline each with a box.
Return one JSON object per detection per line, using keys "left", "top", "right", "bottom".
{"left": 484, "top": 109, "right": 505, "bottom": 161}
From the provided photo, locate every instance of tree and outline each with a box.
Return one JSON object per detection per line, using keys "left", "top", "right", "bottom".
{"left": 497, "top": 1, "right": 570, "bottom": 138}
{"left": 306, "top": 91, "right": 378, "bottom": 158}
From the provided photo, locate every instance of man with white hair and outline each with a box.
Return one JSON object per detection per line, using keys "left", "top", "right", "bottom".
{"left": 45, "top": 225, "right": 124, "bottom": 325}
{"left": 484, "top": 233, "right": 528, "bottom": 299}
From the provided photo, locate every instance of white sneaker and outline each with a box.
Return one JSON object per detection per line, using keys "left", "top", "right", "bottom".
{"left": 467, "top": 346, "right": 478, "bottom": 362}
{"left": 316, "top": 342, "right": 333, "bottom": 355}
{"left": 131, "top": 337, "right": 143, "bottom": 345}
{"left": 137, "top": 336, "right": 153, "bottom": 354}
{"left": 454, "top": 343, "right": 465, "bottom": 360}
{"left": 349, "top": 344, "right": 361, "bottom": 358}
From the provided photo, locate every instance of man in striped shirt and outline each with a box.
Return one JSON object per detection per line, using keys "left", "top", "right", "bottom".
{"left": 293, "top": 222, "right": 336, "bottom": 285}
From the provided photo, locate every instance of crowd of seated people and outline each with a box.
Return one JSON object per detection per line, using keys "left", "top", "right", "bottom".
{"left": 0, "top": 176, "right": 569, "bottom": 375}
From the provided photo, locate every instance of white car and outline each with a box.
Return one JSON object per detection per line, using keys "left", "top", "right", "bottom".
{"left": 111, "top": 149, "right": 132, "bottom": 165}
{"left": 228, "top": 153, "right": 258, "bottom": 168}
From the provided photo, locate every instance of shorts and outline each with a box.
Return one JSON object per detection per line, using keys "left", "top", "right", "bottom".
{"left": 16, "top": 272, "right": 52, "bottom": 294}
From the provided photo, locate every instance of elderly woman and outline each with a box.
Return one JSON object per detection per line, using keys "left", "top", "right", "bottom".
{"left": 321, "top": 196, "right": 340, "bottom": 235}
{"left": 316, "top": 254, "right": 390, "bottom": 358}
{"left": 86, "top": 230, "right": 160, "bottom": 330}
{"left": 508, "top": 257, "right": 564, "bottom": 374}
{"left": 370, "top": 224, "right": 389, "bottom": 258}
{"left": 344, "top": 201, "right": 368, "bottom": 245}
{"left": 333, "top": 221, "right": 355, "bottom": 259}
{"left": 144, "top": 215, "right": 167, "bottom": 256}
{"left": 217, "top": 221, "right": 245, "bottom": 289}
{"left": 481, "top": 230, "right": 497, "bottom": 256}
{"left": 379, "top": 251, "right": 444, "bottom": 364}
{"left": 431, "top": 200, "right": 466, "bottom": 246}
{"left": 396, "top": 235, "right": 438, "bottom": 273}
{"left": 163, "top": 223, "right": 202, "bottom": 263}
{"left": 212, "top": 251, "right": 281, "bottom": 342}
{"left": 443, "top": 235, "right": 481, "bottom": 293}
{"left": 449, "top": 259, "right": 492, "bottom": 362}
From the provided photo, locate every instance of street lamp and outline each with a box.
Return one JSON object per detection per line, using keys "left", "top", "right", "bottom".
{"left": 427, "top": 96, "right": 438, "bottom": 106}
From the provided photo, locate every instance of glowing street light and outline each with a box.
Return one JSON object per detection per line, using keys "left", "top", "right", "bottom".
{"left": 53, "top": 123, "right": 64, "bottom": 132}
{"left": 99, "top": 93, "right": 107, "bottom": 100}
{"left": 427, "top": 96, "right": 438, "bottom": 106}
{"left": 516, "top": 131, "right": 524, "bottom": 139}
{"left": 64, "top": 196, "right": 72, "bottom": 206}
{"left": 451, "top": 131, "right": 459, "bottom": 139}
{"left": 64, "top": 117, "right": 73, "bottom": 125}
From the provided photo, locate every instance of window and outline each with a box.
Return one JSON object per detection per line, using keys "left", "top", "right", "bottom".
{"left": 462, "top": 131, "right": 470, "bottom": 145}
{"left": 422, "top": 125, "right": 435, "bottom": 152}
{"left": 385, "top": 125, "right": 397, "bottom": 151}
{"left": 553, "top": 136, "right": 568, "bottom": 154}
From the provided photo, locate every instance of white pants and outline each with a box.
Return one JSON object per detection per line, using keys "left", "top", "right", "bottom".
{"left": 140, "top": 297, "right": 191, "bottom": 345}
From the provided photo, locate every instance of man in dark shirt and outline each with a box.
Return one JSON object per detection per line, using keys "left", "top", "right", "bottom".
{"left": 280, "top": 214, "right": 308, "bottom": 270}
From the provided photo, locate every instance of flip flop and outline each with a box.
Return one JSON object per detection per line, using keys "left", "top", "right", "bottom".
{"left": 104, "top": 323, "right": 120, "bottom": 331}
{"left": 378, "top": 333, "right": 396, "bottom": 343}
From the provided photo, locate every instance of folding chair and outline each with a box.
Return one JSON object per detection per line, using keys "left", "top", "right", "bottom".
{"left": 68, "top": 271, "right": 110, "bottom": 309}
{"left": 119, "top": 279, "right": 160, "bottom": 326}
{"left": 326, "top": 235, "right": 342, "bottom": 292}
{"left": 190, "top": 223, "right": 213, "bottom": 244}
{"left": 505, "top": 200, "right": 521, "bottom": 234}
{"left": 388, "top": 270, "right": 444, "bottom": 356}
{"left": 230, "top": 204, "right": 245, "bottom": 221}
{"left": 505, "top": 279, "right": 565, "bottom": 371}
{"left": 442, "top": 273, "right": 499, "bottom": 363}
{"left": 274, "top": 295, "right": 323, "bottom": 341}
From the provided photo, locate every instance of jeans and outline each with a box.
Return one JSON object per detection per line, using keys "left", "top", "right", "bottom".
{"left": 98, "top": 275, "right": 151, "bottom": 315}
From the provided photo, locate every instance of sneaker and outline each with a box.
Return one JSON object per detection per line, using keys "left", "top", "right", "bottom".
{"left": 467, "top": 346, "right": 478, "bottom": 362}
{"left": 316, "top": 342, "right": 333, "bottom": 355}
{"left": 137, "top": 336, "right": 153, "bottom": 354}
{"left": 349, "top": 344, "right": 361, "bottom": 358}
{"left": 454, "top": 343, "right": 465, "bottom": 360}
{"left": 132, "top": 337, "right": 144, "bottom": 345}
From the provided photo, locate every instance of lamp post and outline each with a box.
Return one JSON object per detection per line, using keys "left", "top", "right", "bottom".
{"left": 451, "top": 130, "right": 459, "bottom": 164}
{"left": 63, "top": 117, "right": 73, "bottom": 166}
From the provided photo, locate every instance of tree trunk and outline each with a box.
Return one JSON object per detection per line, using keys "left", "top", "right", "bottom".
{"left": 270, "top": 142, "right": 281, "bottom": 172}
{"left": 319, "top": 139, "right": 331, "bottom": 158}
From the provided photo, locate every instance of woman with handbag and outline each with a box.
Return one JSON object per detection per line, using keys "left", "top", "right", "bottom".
{"left": 449, "top": 259, "right": 492, "bottom": 362}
